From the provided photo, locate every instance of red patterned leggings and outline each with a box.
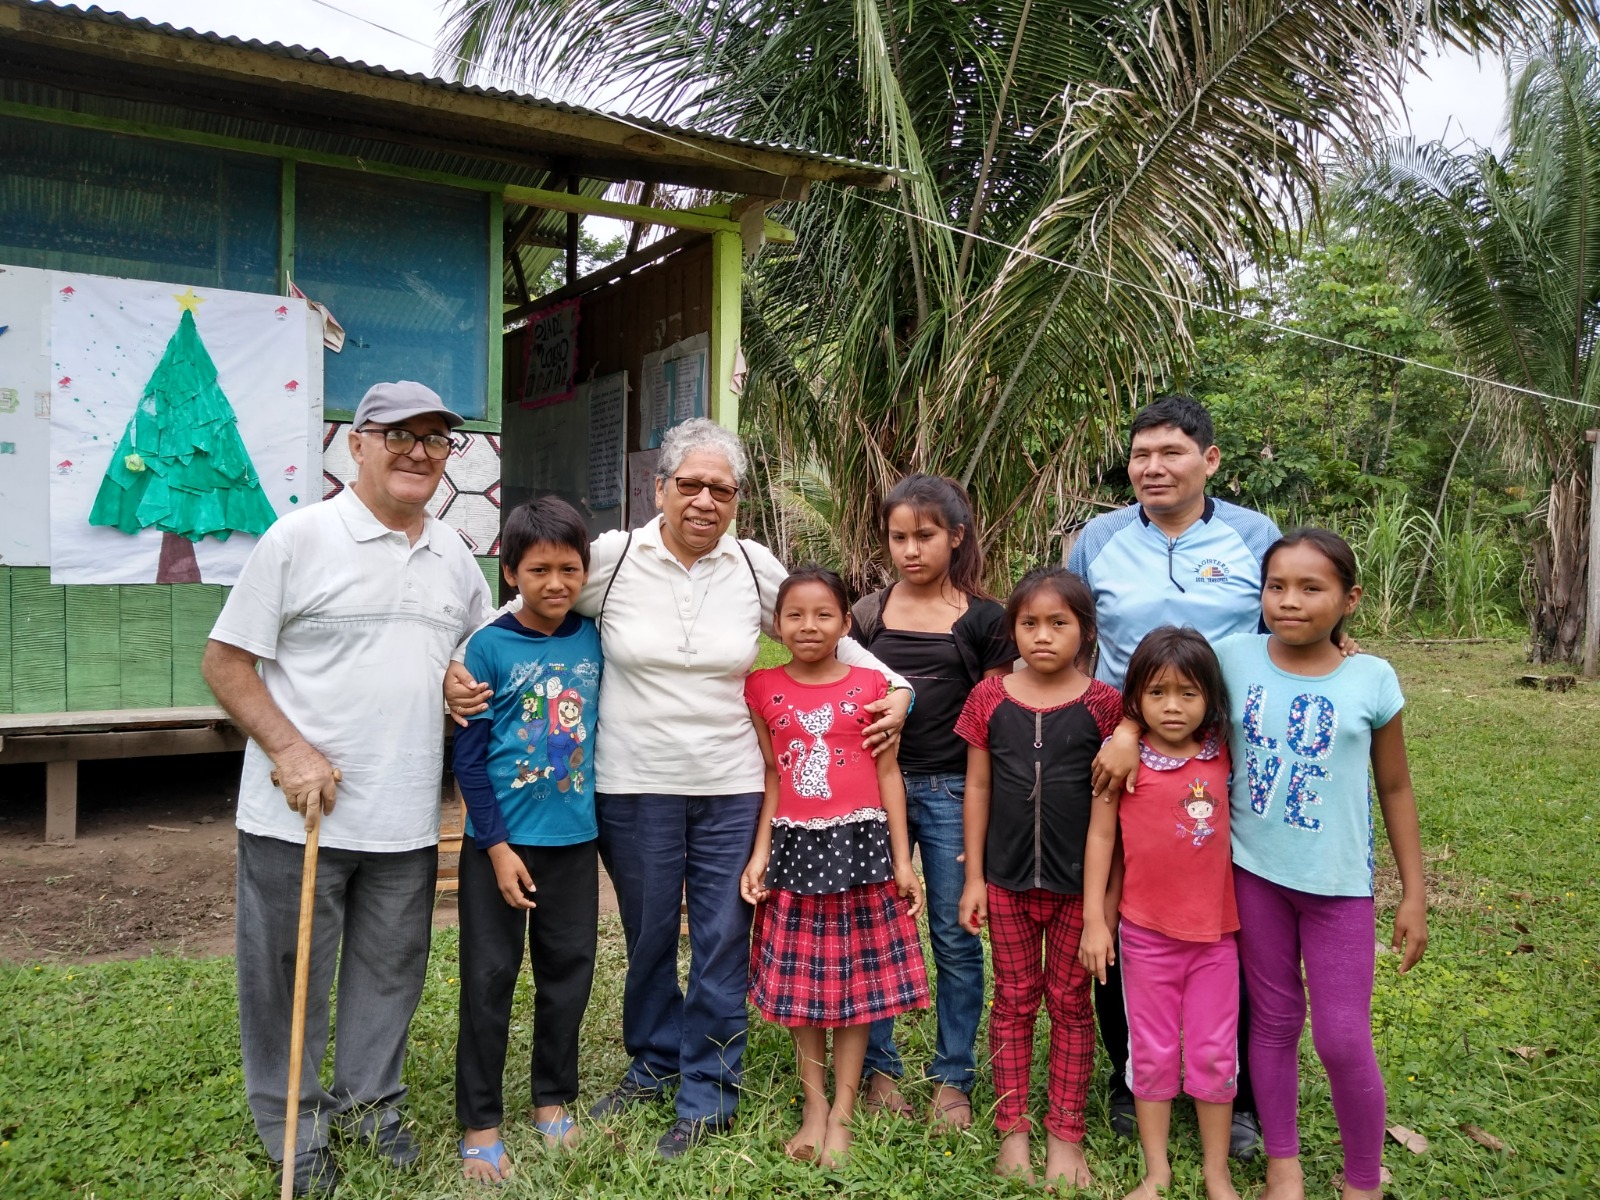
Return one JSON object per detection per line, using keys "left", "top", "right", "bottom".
{"left": 986, "top": 884, "right": 1094, "bottom": 1141}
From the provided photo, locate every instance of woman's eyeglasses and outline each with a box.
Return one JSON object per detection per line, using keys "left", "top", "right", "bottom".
{"left": 672, "top": 476, "right": 739, "bottom": 503}
{"left": 360, "top": 426, "right": 457, "bottom": 460}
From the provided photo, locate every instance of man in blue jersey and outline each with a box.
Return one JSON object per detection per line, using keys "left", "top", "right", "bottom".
{"left": 1067, "top": 395, "right": 1275, "bottom": 1159}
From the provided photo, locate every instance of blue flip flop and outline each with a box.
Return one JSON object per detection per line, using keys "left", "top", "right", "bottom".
{"left": 534, "top": 1112, "right": 578, "bottom": 1147}
{"left": 459, "top": 1138, "right": 510, "bottom": 1183}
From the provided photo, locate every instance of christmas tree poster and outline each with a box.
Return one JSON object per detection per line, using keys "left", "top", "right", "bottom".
{"left": 49, "top": 274, "right": 322, "bottom": 585}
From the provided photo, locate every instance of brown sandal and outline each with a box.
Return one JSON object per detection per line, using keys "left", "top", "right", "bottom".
{"left": 860, "top": 1072, "right": 915, "bottom": 1118}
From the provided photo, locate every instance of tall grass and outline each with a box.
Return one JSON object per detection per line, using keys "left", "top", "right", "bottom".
{"left": 1433, "top": 510, "right": 1513, "bottom": 637}
{"left": 1334, "top": 498, "right": 1516, "bottom": 637}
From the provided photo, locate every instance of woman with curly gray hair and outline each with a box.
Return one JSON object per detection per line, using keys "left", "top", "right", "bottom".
{"left": 448, "top": 418, "right": 910, "bottom": 1159}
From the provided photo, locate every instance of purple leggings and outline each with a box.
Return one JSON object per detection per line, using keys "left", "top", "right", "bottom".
{"left": 1234, "top": 866, "right": 1385, "bottom": 1190}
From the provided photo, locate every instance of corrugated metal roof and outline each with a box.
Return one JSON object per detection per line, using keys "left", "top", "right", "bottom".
{"left": 16, "top": 0, "right": 899, "bottom": 180}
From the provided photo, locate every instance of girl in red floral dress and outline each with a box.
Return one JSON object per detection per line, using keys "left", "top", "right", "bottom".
{"left": 742, "top": 566, "right": 928, "bottom": 1166}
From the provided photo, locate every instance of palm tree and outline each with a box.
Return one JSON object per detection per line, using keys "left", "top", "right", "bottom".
{"left": 1336, "top": 25, "right": 1600, "bottom": 663}
{"left": 442, "top": 0, "right": 1589, "bottom": 590}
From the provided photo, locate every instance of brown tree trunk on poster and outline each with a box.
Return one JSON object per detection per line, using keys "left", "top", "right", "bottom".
{"left": 157, "top": 531, "right": 203, "bottom": 584}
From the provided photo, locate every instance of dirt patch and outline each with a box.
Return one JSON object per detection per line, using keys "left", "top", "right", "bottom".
{"left": 1373, "top": 844, "right": 1481, "bottom": 915}
{"left": 1, "top": 754, "right": 617, "bottom": 964}
{"left": 0, "top": 753, "right": 245, "bottom": 962}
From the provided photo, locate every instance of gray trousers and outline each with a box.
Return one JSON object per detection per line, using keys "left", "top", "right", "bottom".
{"left": 236, "top": 830, "right": 437, "bottom": 1161}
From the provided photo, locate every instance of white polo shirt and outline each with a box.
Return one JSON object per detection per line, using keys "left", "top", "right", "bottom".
{"left": 213, "top": 488, "right": 494, "bottom": 852}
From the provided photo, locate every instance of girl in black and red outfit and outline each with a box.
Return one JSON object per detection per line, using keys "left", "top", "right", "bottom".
{"left": 956, "top": 567, "right": 1122, "bottom": 1188}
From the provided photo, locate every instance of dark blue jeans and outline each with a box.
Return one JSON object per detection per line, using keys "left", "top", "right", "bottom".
{"left": 864, "top": 771, "right": 984, "bottom": 1092}
{"left": 596, "top": 790, "right": 762, "bottom": 1126}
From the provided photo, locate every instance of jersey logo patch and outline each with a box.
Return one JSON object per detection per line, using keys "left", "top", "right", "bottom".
{"left": 1195, "top": 558, "right": 1230, "bottom": 583}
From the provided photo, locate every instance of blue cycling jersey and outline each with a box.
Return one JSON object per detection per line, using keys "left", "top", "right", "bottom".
{"left": 1067, "top": 497, "right": 1280, "bottom": 689}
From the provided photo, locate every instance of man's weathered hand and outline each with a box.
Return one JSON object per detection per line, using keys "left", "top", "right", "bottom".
{"left": 271, "top": 741, "right": 339, "bottom": 828}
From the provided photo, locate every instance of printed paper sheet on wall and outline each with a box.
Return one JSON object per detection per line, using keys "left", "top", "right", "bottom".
{"left": 627, "top": 449, "right": 662, "bottom": 529}
{"left": 0, "top": 265, "right": 52, "bottom": 567}
{"left": 586, "top": 371, "right": 627, "bottom": 511}
{"left": 640, "top": 332, "right": 708, "bottom": 447}
{"left": 48, "top": 273, "right": 322, "bottom": 585}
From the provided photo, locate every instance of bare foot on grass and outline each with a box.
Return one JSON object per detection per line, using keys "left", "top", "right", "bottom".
{"left": 820, "top": 1112, "right": 853, "bottom": 1167}
{"left": 929, "top": 1083, "right": 973, "bottom": 1132}
{"left": 995, "top": 1129, "right": 1033, "bottom": 1183}
{"left": 1260, "top": 1156, "right": 1307, "bottom": 1200}
{"left": 785, "top": 1099, "right": 829, "bottom": 1163}
{"left": 1044, "top": 1133, "right": 1092, "bottom": 1192}
{"left": 1203, "top": 1165, "right": 1242, "bottom": 1200}
{"left": 1123, "top": 1167, "right": 1172, "bottom": 1198}
{"left": 460, "top": 1126, "right": 510, "bottom": 1183}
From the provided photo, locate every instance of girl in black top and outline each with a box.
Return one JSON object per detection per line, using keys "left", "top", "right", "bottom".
{"left": 852, "top": 474, "right": 1015, "bottom": 1128}
{"left": 956, "top": 567, "right": 1122, "bottom": 1188}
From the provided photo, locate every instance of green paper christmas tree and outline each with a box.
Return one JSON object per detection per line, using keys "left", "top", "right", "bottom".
{"left": 89, "top": 289, "right": 277, "bottom": 583}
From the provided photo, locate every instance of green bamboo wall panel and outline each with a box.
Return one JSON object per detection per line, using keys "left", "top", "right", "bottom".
{"left": 119, "top": 585, "right": 174, "bottom": 708}
{"left": 64, "top": 586, "right": 121, "bottom": 710}
{"left": 0, "top": 571, "right": 11, "bottom": 712}
{"left": 10, "top": 568, "right": 67, "bottom": 712}
{"left": 169, "top": 584, "right": 225, "bottom": 707}
{"left": 0, "top": 569, "right": 230, "bottom": 713}
{"left": 0, "top": 558, "right": 503, "bottom": 713}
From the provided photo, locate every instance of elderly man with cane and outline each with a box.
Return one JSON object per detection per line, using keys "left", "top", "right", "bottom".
{"left": 204, "top": 382, "right": 493, "bottom": 1196}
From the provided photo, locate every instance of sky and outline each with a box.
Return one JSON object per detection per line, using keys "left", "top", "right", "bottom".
{"left": 93, "top": 0, "right": 1512, "bottom": 148}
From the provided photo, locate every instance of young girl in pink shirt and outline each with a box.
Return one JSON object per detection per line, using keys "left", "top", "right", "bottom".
{"left": 1080, "top": 626, "right": 1242, "bottom": 1200}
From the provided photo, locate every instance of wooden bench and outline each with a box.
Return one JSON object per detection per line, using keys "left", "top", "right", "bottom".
{"left": 0, "top": 707, "right": 245, "bottom": 845}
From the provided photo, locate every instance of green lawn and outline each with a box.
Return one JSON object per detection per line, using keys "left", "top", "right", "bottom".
{"left": 1, "top": 642, "right": 1596, "bottom": 1198}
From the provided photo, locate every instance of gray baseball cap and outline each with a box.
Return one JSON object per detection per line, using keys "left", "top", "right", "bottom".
{"left": 352, "top": 381, "right": 465, "bottom": 430}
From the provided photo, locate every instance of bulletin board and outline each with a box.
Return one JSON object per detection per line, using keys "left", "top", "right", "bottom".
{"left": 501, "top": 236, "right": 713, "bottom": 537}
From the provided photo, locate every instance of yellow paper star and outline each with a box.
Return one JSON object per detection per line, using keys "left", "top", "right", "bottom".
{"left": 172, "top": 287, "right": 207, "bottom": 313}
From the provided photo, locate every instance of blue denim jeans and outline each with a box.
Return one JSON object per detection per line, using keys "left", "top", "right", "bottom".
{"left": 596, "top": 790, "right": 762, "bottom": 1126}
{"left": 864, "top": 770, "right": 984, "bottom": 1092}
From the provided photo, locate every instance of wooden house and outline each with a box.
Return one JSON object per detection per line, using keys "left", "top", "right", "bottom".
{"left": 0, "top": 0, "right": 892, "bottom": 839}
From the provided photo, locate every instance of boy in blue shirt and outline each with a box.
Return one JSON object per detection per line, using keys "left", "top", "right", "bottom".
{"left": 453, "top": 496, "right": 601, "bottom": 1183}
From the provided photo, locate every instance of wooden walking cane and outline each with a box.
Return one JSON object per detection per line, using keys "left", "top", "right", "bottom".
{"left": 275, "top": 768, "right": 340, "bottom": 1200}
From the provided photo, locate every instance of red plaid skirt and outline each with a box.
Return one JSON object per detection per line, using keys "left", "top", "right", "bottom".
{"left": 749, "top": 882, "right": 930, "bottom": 1028}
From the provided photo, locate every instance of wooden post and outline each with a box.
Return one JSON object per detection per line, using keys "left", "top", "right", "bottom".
{"left": 45, "top": 760, "right": 77, "bottom": 845}
{"left": 709, "top": 229, "right": 741, "bottom": 435}
{"left": 1585, "top": 429, "right": 1600, "bottom": 678}
{"left": 565, "top": 174, "right": 581, "bottom": 287}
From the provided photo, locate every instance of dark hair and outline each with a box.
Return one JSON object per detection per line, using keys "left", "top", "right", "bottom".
{"left": 1122, "top": 626, "right": 1230, "bottom": 742}
{"left": 1004, "top": 566, "right": 1098, "bottom": 671}
{"left": 1260, "top": 527, "right": 1360, "bottom": 645}
{"left": 880, "top": 473, "right": 991, "bottom": 599}
{"left": 775, "top": 564, "right": 851, "bottom": 618}
{"left": 500, "top": 495, "right": 591, "bottom": 574}
{"left": 1129, "top": 394, "right": 1215, "bottom": 454}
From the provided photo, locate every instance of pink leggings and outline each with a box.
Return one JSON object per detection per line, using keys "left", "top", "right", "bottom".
{"left": 1234, "top": 866, "right": 1386, "bottom": 1191}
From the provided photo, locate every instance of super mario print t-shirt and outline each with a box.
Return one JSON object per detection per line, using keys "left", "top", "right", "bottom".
{"left": 1213, "top": 634, "right": 1405, "bottom": 898}
{"left": 457, "top": 612, "right": 602, "bottom": 847}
